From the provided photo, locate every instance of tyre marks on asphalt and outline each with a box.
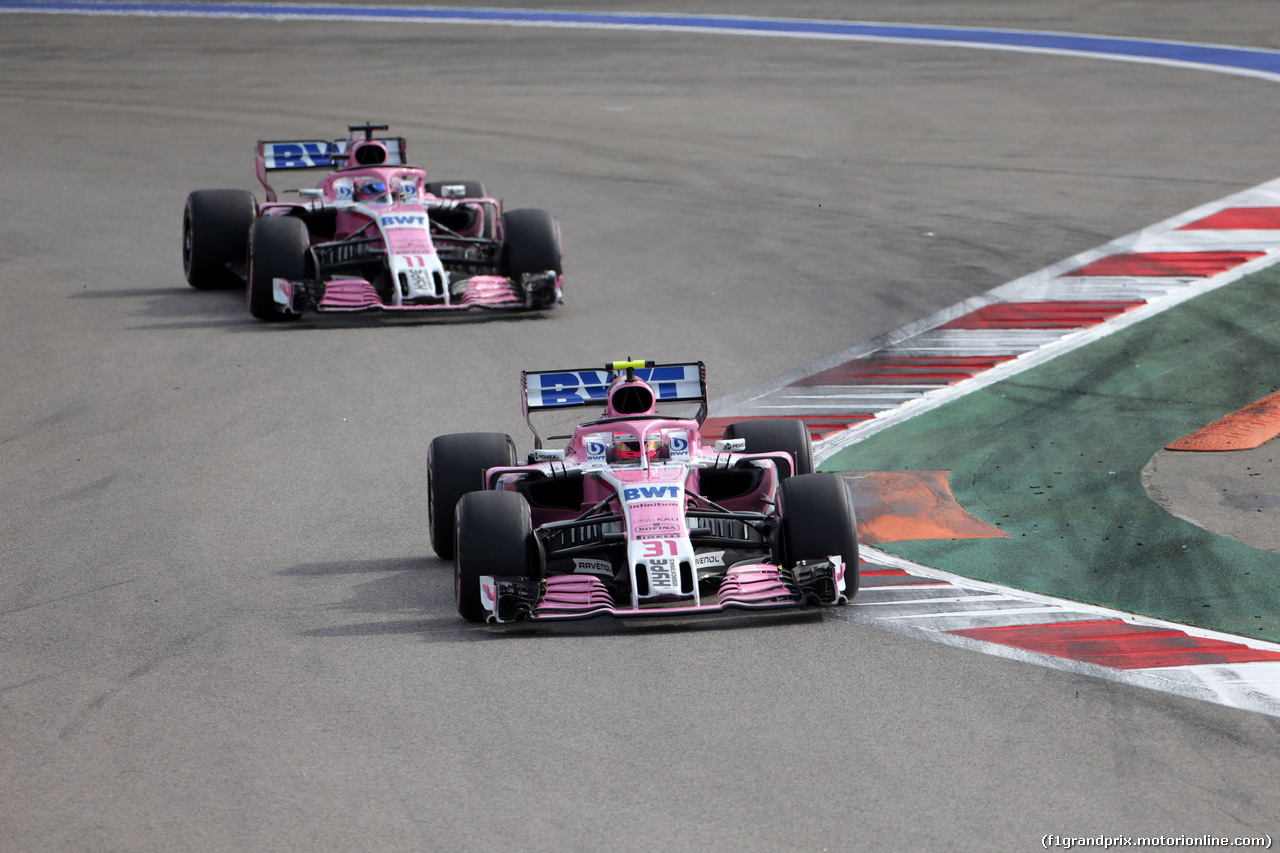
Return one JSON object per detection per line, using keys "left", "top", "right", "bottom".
{"left": 710, "top": 177, "right": 1280, "bottom": 716}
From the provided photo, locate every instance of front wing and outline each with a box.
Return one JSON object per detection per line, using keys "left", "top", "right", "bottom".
{"left": 478, "top": 558, "right": 849, "bottom": 624}
{"left": 274, "top": 272, "right": 561, "bottom": 315}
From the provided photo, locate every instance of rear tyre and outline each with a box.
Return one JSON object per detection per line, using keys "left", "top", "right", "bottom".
{"left": 502, "top": 208, "right": 562, "bottom": 307}
{"left": 455, "top": 490, "right": 539, "bottom": 623}
{"left": 779, "top": 473, "right": 860, "bottom": 598}
{"left": 247, "top": 216, "right": 309, "bottom": 321}
{"left": 428, "top": 432, "right": 518, "bottom": 560}
{"left": 426, "top": 180, "right": 488, "bottom": 199}
{"left": 722, "top": 418, "right": 814, "bottom": 478}
{"left": 183, "top": 189, "right": 256, "bottom": 289}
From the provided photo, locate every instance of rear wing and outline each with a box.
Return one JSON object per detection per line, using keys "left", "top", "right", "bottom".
{"left": 254, "top": 129, "right": 409, "bottom": 201}
{"left": 522, "top": 361, "right": 707, "bottom": 447}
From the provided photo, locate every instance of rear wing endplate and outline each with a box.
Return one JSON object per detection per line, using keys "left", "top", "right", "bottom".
{"left": 522, "top": 361, "right": 707, "bottom": 447}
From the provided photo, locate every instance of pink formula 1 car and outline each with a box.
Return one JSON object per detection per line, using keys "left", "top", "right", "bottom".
{"left": 429, "top": 360, "right": 860, "bottom": 623}
{"left": 182, "top": 123, "right": 562, "bottom": 320}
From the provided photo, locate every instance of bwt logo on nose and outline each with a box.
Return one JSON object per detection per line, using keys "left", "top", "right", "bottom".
{"left": 381, "top": 215, "right": 426, "bottom": 227}
{"left": 623, "top": 486, "right": 681, "bottom": 501}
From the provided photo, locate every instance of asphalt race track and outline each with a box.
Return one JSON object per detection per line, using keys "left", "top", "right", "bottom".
{"left": 3, "top": 2, "right": 1280, "bottom": 850}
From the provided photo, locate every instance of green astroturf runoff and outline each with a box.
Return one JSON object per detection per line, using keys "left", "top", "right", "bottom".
{"left": 822, "top": 265, "right": 1280, "bottom": 643}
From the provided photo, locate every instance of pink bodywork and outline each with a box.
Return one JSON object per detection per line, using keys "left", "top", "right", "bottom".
{"left": 315, "top": 276, "right": 527, "bottom": 312}
{"left": 481, "top": 563, "right": 850, "bottom": 621}
{"left": 481, "top": 413, "right": 847, "bottom": 619}
{"left": 253, "top": 133, "right": 561, "bottom": 314}
{"left": 509, "top": 563, "right": 847, "bottom": 620}
{"left": 487, "top": 416, "right": 787, "bottom": 523}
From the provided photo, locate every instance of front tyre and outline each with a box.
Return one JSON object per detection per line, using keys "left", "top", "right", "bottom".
{"left": 722, "top": 418, "right": 814, "bottom": 478}
{"left": 183, "top": 189, "right": 256, "bottom": 289}
{"left": 247, "top": 215, "right": 309, "bottom": 321}
{"left": 455, "top": 490, "right": 540, "bottom": 623}
{"left": 502, "top": 208, "right": 562, "bottom": 308}
{"left": 428, "top": 432, "right": 518, "bottom": 560}
{"left": 778, "top": 473, "right": 860, "bottom": 599}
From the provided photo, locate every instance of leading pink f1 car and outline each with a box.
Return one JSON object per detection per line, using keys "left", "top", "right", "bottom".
{"left": 429, "top": 360, "right": 860, "bottom": 623}
{"left": 182, "top": 123, "right": 562, "bottom": 320}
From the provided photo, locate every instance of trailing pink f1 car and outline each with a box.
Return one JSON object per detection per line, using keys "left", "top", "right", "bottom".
{"left": 429, "top": 360, "right": 860, "bottom": 623}
{"left": 182, "top": 123, "right": 562, "bottom": 320}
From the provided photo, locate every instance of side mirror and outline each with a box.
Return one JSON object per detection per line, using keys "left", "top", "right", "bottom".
{"left": 714, "top": 438, "right": 746, "bottom": 452}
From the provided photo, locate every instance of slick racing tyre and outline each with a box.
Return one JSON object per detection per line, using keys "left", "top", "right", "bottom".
{"left": 183, "top": 189, "right": 256, "bottom": 289}
{"left": 455, "top": 490, "right": 540, "bottom": 623}
{"left": 247, "top": 215, "right": 309, "bottom": 322}
{"left": 722, "top": 418, "right": 814, "bottom": 478}
{"left": 426, "top": 180, "right": 488, "bottom": 199}
{"left": 778, "top": 473, "right": 860, "bottom": 598}
{"left": 501, "top": 208, "right": 562, "bottom": 308}
{"left": 428, "top": 432, "right": 518, "bottom": 560}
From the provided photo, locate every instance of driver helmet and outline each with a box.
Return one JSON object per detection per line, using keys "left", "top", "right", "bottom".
{"left": 355, "top": 178, "right": 390, "bottom": 204}
{"left": 613, "top": 431, "right": 662, "bottom": 462}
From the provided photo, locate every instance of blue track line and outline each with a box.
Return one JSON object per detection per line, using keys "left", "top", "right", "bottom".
{"left": 5, "top": 2, "right": 1280, "bottom": 82}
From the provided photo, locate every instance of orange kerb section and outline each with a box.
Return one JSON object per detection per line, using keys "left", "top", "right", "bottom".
{"left": 841, "top": 470, "right": 1011, "bottom": 544}
{"left": 1166, "top": 390, "right": 1280, "bottom": 451}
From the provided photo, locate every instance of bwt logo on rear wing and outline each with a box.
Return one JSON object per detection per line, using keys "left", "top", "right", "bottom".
{"left": 524, "top": 363, "right": 705, "bottom": 410}
{"left": 257, "top": 138, "right": 409, "bottom": 170}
